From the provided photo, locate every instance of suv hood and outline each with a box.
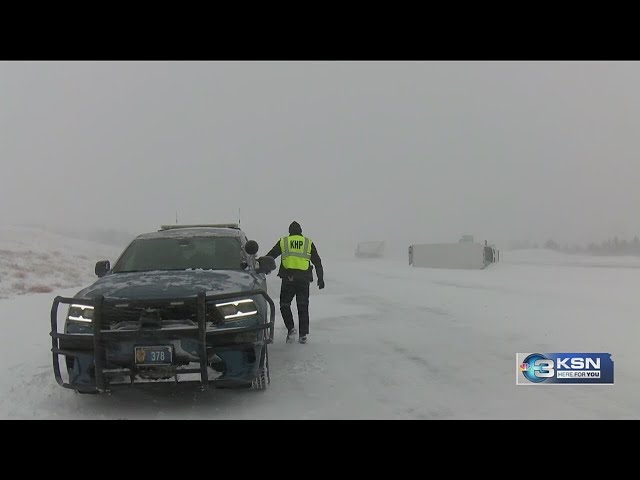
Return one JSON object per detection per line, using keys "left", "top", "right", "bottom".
{"left": 74, "top": 270, "right": 262, "bottom": 300}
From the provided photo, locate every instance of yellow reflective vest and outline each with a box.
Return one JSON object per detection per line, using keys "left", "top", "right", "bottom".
{"left": 280, "top": 235, "right": 312, "bottom": 270}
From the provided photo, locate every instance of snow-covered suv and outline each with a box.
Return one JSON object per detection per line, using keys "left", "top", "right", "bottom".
{"left": 50, "top": 224, "right": 277, "bottom": 393}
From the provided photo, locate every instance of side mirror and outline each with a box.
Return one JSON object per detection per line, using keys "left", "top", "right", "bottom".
{"left": 256, "top": 256, "right": 276, "bottom": 274}
{"left": 244, "top": 240, "right": 259, "bottom": 255}
{"left": 95, "top": 260, "right": 110, "bottom": 278}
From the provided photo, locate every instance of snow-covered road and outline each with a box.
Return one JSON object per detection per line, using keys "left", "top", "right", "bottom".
{"left": 1, "top": 251, "right": 638, "bottom": 419}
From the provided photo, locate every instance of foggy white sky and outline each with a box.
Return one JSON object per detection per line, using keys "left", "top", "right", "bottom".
{"left": 2, "top": 61, "right": 639, "bottom": 256}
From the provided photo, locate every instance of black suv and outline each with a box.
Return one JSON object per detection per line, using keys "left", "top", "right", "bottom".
{"left": 50, "top": 224, "right": 277, "bottom": 393}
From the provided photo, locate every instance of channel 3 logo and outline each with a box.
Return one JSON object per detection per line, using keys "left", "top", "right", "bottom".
{"left": 516, "top": 353, "right": 614, "bottom": 385}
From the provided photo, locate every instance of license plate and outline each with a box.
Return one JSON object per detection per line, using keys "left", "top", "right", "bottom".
{"left": 135, "top": 346, "right": 173, "bottom": 365}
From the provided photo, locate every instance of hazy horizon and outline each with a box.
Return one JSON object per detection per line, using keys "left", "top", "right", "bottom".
{"left": 2, "top": 61, "right": 639, "bottom": 257}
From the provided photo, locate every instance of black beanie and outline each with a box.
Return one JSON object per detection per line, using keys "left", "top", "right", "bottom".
{"left": 289, "top": 221, "right": 302, "bottom": 235}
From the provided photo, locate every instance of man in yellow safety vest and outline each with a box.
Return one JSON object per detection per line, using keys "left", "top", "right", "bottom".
{"left": 266, "top": 221, "right": 324, "bottom": 344}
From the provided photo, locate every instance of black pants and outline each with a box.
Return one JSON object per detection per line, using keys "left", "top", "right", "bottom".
{"left": 279, "top": 280, "right": 310, "bottom": 336}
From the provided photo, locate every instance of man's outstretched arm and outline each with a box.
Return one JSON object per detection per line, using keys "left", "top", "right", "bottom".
{"left": 266, "top": 241, "right": 282, "bottom": 259}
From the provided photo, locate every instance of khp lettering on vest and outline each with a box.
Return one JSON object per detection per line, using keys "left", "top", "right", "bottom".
{"left": 280, "top": 235, "right": 313, "bottom": 270}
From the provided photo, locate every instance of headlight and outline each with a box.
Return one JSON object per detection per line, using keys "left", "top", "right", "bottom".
{"left": 67, "top": 304, "right": 94, "bottom": 323}
{"left": 215, "top": 299, "right": 258, "bottom": 321}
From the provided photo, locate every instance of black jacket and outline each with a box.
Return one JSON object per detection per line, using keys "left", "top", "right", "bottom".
{"left": 266, "top": 236, "right": 324, "bottom": 283}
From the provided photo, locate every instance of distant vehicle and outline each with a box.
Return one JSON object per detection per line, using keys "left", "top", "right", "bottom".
{"left": 483, "top": 243, "right": 499, "bottom": 264}
{"left": 409, "top": 239, "right": 499, "bottom": 269}
{"left": 355, "top": 241, "right": 385, "bottom": 258}
{"left": 50, "top": 224, "right": 277, "bottom": 394}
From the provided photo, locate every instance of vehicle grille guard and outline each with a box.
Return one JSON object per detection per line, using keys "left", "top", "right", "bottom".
{"left": 50, "top": 289, "right": 275, "bottom": 393}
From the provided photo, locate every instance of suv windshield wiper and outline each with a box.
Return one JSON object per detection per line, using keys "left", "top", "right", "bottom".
{"left": 113, "top": 267, "right": 236, "bottom": 273}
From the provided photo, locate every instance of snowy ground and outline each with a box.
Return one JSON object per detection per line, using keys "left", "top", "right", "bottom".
{"left": 0, "top": 229, "right": 638, "bottom": 419}
{"left": 0, "top": 226, "right": 122, "bottom": 299}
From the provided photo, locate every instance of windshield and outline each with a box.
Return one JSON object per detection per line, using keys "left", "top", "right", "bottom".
{"left": 112, "top": 237, "right": 243, "bottom": 272}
